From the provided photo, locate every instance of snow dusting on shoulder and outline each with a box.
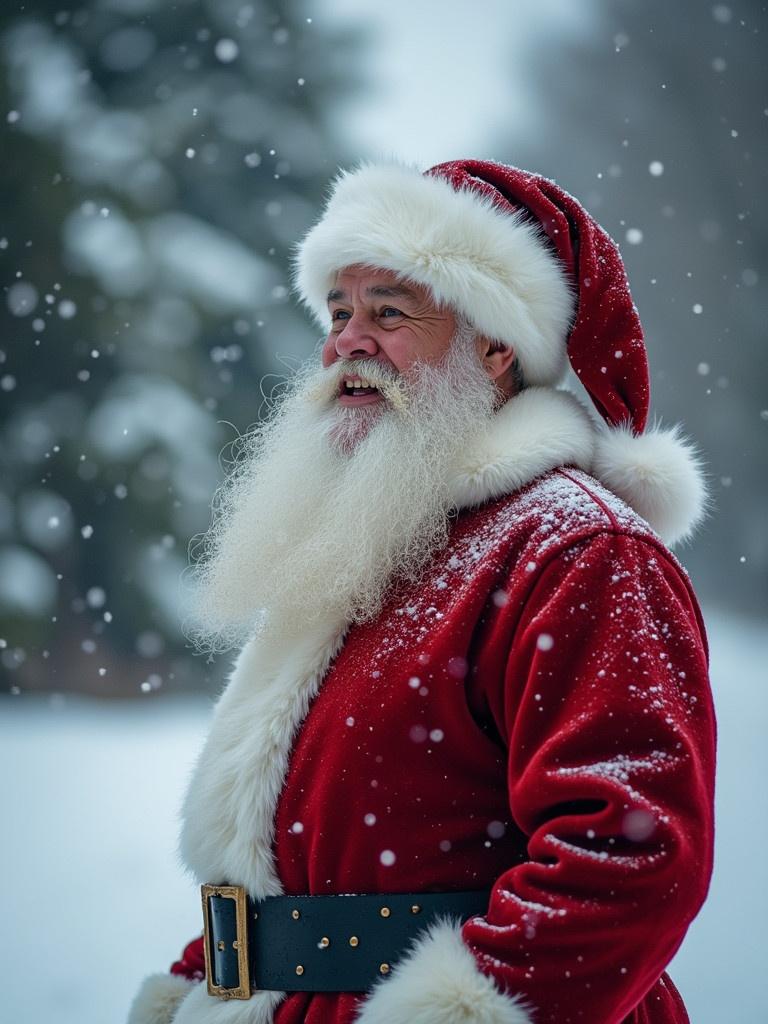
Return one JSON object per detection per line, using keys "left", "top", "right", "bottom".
{"left": 520, "top": 468, "right": 657, "bottom": 547}
{"left": 478, "top": 465, "right": 655, "bottom": 568}
{"left": 347, "top": 468, "right": 667, "bottom": 670}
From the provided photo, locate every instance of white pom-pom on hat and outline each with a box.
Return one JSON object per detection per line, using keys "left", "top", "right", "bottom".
{"left": 592, "top": 421, "right": 708, "bottom": 546}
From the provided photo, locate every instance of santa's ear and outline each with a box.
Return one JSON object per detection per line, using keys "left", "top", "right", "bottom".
{"left": 476, "top": 336, "right": 519, "bottom": 388}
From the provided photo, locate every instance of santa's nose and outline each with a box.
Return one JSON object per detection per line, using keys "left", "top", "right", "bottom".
{"left": 333, "top": 315, "right": 380, "bottom": 360}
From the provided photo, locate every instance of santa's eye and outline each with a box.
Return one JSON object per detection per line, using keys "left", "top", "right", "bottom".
{"left": 380, "top": 307, "right": 403, "bottom": 318}
{"left": 331, "top": 309, "right": 351, "bottom": 320}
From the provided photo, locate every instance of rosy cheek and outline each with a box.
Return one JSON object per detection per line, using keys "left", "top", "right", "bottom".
{"left": 385, "top": 343, "right": 415, "bottom": 375}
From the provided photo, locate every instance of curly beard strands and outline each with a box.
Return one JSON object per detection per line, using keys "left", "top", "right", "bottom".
{"left": 185, "top": 320, "right": 497, "bottom": 654}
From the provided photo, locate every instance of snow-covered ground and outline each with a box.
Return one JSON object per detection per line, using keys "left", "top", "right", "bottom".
{"left": 1, "top": 606, "right": 765, "bottom": 1023}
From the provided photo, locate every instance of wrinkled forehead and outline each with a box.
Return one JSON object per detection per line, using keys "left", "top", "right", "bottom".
{"left": 327, "top": 264, "right": 439, "bottom": 307}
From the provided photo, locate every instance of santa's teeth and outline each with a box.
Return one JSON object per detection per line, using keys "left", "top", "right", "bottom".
{"left": 342, "top": 377, "right": 379, "bottom": 392}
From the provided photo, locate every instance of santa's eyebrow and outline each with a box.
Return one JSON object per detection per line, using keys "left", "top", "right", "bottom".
{"left": 367, "top": 285, "right": 418, "bottom": 299}
{"left": 326, "top": 284, "right": 419, "bottom": 303}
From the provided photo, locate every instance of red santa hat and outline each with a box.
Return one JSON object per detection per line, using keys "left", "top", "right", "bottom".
{"left": 294, "top": 159, "right": 706, "bottom": 545}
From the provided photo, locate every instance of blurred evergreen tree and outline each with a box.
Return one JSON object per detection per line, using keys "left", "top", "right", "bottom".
{"left": 0, "top": 0, "right": 364, "bottom": 694}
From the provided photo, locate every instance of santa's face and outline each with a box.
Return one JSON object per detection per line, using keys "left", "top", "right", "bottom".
{"left": 318, "top": 265, "right": 466, "bottom": 451}
{"left": 318, "top": 265, "right": 517, "bottom": 453}
{"left": 321, "top": 265, "right": 459, "bottom": 403}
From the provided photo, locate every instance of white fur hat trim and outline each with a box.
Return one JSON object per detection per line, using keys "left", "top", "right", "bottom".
{"left": 293, "top": 162, "right": 575, "bottom": 386}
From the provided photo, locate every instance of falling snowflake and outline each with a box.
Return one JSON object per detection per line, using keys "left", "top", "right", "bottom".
{"left": 214, "top": 38, "right": 239, "bottom": 63}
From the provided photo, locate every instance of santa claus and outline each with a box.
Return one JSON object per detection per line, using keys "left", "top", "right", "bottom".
{"left": 128, "top": 160, "right": 715, "bottom": 1024}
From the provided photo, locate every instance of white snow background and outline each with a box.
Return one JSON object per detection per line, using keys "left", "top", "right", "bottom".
{"left": 0, "top": 607, "right": 765, "bottom": 1022}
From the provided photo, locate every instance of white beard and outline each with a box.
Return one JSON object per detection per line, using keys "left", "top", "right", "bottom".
{"left": 186, "top": 324, "right": 498, "bottom": 653}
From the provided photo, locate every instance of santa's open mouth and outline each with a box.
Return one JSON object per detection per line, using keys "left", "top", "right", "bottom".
{"left": 340, "top": 377, "right": 381, "bottom": 397}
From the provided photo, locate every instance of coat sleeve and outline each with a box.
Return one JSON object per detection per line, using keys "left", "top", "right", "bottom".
{"left": 459, "top": 531, "right": 716, "bottom": 1024}
{"left": 356, "top": 531, "right": 715, "bottom": 1024}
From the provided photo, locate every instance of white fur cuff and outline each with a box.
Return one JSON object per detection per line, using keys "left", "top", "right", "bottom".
{"left": 353, "top": 918, "right": 533, "bottom": 1024}
{"left": 126, "top": 973, "right": 196, "bottom": 1024}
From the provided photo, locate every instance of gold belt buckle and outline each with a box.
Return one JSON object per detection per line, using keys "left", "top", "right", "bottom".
{"left": 201, "top": 883, "right": 252, "bottom": 1000}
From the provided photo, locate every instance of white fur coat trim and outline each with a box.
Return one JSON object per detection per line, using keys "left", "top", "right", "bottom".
{"left": 293, "top": 161, "right": 575, "bottom": 386}
{"left": 126, "top": 974, "right": 195, "bottom": 1024}
{"left": 171, "top": 979, "right": 284, "bottom": 1024}
{"left": 354, "top": 918, "right": 533, "bottom": 1024}
{"left": 179, "top": 615, "right": 346, "bottom": 894}
{"left": 162, "top": 617, "right": 346, "bottom": 1024}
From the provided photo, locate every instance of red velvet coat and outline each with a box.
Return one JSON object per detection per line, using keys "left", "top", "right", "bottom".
{"left": 128, "top": 389, "right": 715, "bottom": 1024}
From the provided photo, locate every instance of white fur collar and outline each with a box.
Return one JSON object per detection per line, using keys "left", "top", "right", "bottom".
{"left": 447, "top": 386, "right": 706, "bottom": 547}
{"left": 448, "top": 386, "right": 595, "bottom": 509}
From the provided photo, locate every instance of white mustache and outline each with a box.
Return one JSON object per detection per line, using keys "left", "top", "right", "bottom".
{"left": 305, "top": 358, "right": 409, "bottom": 412}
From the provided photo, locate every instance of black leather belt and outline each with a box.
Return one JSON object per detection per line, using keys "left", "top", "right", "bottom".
{"left": 201, "top": 884, "right": 491, "bottom": 999}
